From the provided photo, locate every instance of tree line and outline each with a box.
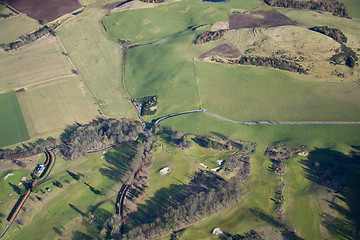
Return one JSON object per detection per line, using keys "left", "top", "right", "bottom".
{"left": 264, "top": 0, "right": 349, "bottom": 18}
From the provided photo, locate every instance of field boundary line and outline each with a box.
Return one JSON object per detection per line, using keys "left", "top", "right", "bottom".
{"left": 15, "top": 74, "right": 75, "bottom": 90}
{"left": 55, "top": 35, "right": 104, "bottom": 116}
{"left": 193, "top": 59, "right": 203, "bottom": 109}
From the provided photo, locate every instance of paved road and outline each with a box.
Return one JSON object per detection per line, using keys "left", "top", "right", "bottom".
{"left": 154, "top": 109, "right": 360, "bottom": 125}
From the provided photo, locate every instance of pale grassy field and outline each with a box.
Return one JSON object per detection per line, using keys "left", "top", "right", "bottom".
{"left": 17, "top": 76, "right": 99, "bottom": 138}
{"left": 57, "top": 7, "right": 137, "bottom": 118}
{"left": 0, "top": 36, "right": 72, "bottom": 93}
{"left": 0, "top": 15, "right": 40, "bottom": 43}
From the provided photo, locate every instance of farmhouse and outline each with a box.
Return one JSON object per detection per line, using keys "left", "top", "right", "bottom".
{"left": 34, "top": 164, "right": 45, "bottom": 177}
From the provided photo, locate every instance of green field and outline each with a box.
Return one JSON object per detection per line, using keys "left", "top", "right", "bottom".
{"left": 197, "top": 62, "right": 360, "bottom": 121}
{"left": 17, "top": 76, "right": 99, "bottom": 138}
{"left": 4, "top": 146, "right": 134, "bottom": 240}
{"left": 339, "top": 0, "right": 360, "bottom": 18}
{"left": 0, "top": 168, "right": 32, "bottom": 232}
{"left": 0, "top": 91, "right": 29, "bottom": 148}
{"left": 125, "top": 35, "right": 203, "bottom": 118}
{"left": 102, "top": 0, "right": 257, "bottom": 45}
{"left": 145, "top": 135, "right": 232, "bottom": 201}
{"left": 167, "top": 145, "right": 279, "bottom": 239}
{"left": 163, "top": 111, "right": 360, "bottom": 153}
{"left": 283, "top": 154, "right": 323, "bottom": 239}
{"left": 57, "top": 7, "right": 137, "bottom": 119}
{"left": 0, "top": 38, "right": 72, "bottom": 93}
{"left": 0, "top": 15, "right": 40, "bottom": 43}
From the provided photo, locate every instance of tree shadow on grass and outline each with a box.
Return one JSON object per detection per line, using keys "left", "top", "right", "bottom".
{"left": 81, "top": 207, "right": 112, "bottom": 239}
{"left": 300, "top": 148, "right": 360, "bottom": 239}
{"left": 249, "top": 208, "right": 303, "bottom": 240}
{"left": 99, "top": 145, "right": 137, "bottom": 181}
{"left": 127, "top": 171, "right": 226, "bottom": 229}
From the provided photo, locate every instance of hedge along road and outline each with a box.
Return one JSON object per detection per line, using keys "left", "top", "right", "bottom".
{"left": 154, "top": 109, "right": 360, "bottom": 125}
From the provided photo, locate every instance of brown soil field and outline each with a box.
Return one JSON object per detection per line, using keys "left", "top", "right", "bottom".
{"left": 3, "top": 0, "right": 82, "bottom": 22}
{"left": 198, "top": 43, "right": 240, "bottom": 59}
{"left": 229, "top": 10, "right": 296, "bottom": 29}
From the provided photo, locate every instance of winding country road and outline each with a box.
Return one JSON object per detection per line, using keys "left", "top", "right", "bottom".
{"left": 154, "top": 109, "right": 360, "bottom": 125}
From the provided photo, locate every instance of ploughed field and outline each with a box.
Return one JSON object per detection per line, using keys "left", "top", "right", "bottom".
{"left": 229, "top": 9, "right": 296, "bottom": 29}
{"left": 3, "top": 0, "right": 82, "bottom": 22}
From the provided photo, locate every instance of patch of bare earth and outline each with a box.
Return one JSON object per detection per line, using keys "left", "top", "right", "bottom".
{"left": 229, "top": 10, "right": 296, "bottom": 29}
{"left": 198, "top": 43, "right": 240, "bottom": 60}
{"left": 3, "top": 0, "right": 82, "bottom": 22}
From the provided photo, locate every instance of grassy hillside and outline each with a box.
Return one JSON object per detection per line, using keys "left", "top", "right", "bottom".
{"left": 57, "top": 7, "right": 137, "bottom": 118}
{"left": 197, "top": 62, "right": 360, "bottom": 121}
{"left": 17, "top": 76, "right": 99, "bottom": 138}
{"left": 0, "top": 91, "right": 29, "bottom": 148}
{"left": 0, "top": 37, "right": 72, "bottom": 93}
{"left": 0, "top": 15, "right": 40, "bottom": 43}
{"left": 102, "top": 0, "right": 257, "bottom": 45}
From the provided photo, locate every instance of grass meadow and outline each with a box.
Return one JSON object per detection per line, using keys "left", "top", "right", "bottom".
{"left": 102, "top": 0, "right": 257, "bottom": 45}
{"left": 0, "top": 37, "right": 72, "bottom": 93}
{"left": 283, "top": 154, "right": 322, "bottom": 239}
{"left": 17, "top": 76, "right": 99, "bottom": 138}
{"left": 57, "top": 7, "right": 137, "bottom": 119}
{"left": 0, "top": 91, "right": 29, "bottom": 148}
{"left": 5, "top": 145, "right": 135, "bottom": 240}
{"left": 196, "top": 62, "right": 360, "bottom": 121}
{"left": 339, "top": 0, "right": 360, "bottom": 18}
{"left": 167, "top": 145, "right": 279, "bottom": 239}
{"left": 0, "top": 15, "right": 40, "bottom": 43}
{"left": 163, "top": 111, "right": 360, "bottom": 153}
{"left": 144, "top": 135, "right": 233, "bottom": 202}
{"left": 125, "top": 34, "right": 204, "bottom": 119}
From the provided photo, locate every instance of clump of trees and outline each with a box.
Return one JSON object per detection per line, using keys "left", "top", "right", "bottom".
{"left": 60, "top": 118, "right": 144, "bottom": 159}
{"left": 226, "top": 56, "right": 307, "bottom": 74}
{"left": 224, "top": 154, "right": 252, "bottom": 181}
{"left": 196, "top": 30, "right": 226, "bottom": 44}
{"left": 126, "top": 171, "right": 243, "bottom": 239}
{"left": 132, "top": 95, "right": 158, "bottom": 116}
{"left": 309, "top": 26, "right": 347, "bottom": 43}
{"left": 263, "top": 0, "right": 349, "bottom": 18}
{"left": 193, "top": 135, "right": 255, "bottom": 152}
{"left": 1, "top": 118, "right": 144, "bottom": 161}
{"left": 331, "top": 44, "right": 358, "bottom": 68}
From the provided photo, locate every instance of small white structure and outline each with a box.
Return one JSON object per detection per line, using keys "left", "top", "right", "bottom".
{"left": 298, "top": 152, "right": 309, "bottom": 157}
{"left": 200, "top": 163, "right": 208, "bottom": 169}
{"left": 217, "top": 160, "right": 224, "bottom": 165}
{"left": 213, "top": 228, "right": 223, "bottom": 236}
{"left": 159, "top": 167, "right": 170, "bottom": 175}
{"left": 4, "top": 173, "right": 14, "bottom": 181}
{"left": 34, "top": 164, "right": 45, "bottom": 177}
{"left": 211, "top": 167, "right": 221, "bottom": 172}
{"left": 21, "top": 177, "right": 27, "bottom": 182}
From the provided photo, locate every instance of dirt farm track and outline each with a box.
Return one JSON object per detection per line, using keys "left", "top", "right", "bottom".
{"left": 3, "top": 0, "right": 82, "bottom": 22}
